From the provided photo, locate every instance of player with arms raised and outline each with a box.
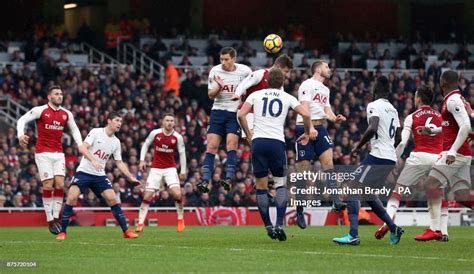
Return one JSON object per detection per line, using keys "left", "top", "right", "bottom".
{"left": 415, "top": 70, "right": 474, "bottom": 241}
{"left": 238, "top": 68, "right": 313, "bottom": 241}
{"left": 198, "top": 47, "right": 251, "bottom": 192}
{"left": 374, "top": 85, "right": 446, "bottom": 240}
{"left": 333, "top": 76, "right": 404, "bottom": 246}
{"left": 17, "top": 85, "right": 82, "bottom": 234}
{"left": 56, "top": 112, "right": 141, "bottom": 240}
{"left": 136, "top": 113, "right": 187, "bottom": 233}
{"left": 294, "top": 60, "right": 346, "bottom": 229}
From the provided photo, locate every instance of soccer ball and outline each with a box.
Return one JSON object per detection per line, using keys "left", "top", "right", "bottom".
{"left": 263, "top": 34, "right": 283, "bottom": 54}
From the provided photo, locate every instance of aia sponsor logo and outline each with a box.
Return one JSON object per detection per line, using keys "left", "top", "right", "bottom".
{"left": 313, "top": 93, "right": 327, "bottom": 104}
{"left": 93, "top": 149, "right": 110, "bottom": 160}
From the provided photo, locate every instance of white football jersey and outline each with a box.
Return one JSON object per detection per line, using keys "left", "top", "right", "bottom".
{"left": 77, "top": 128, "right": 122, "bottom": 176}
{"left": 245, "top": 88, "right": 300, "bottom": 142}
{"left": 367, "top": 99, "right": 400, "bottom": 161}
{"left": 296, "top": 78, "right": 330, "bottom": 123}
{"left": 208, "top": 63, "right": 251, "bottom": 112}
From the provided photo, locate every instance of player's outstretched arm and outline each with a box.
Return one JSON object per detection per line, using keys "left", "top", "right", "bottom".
{"left": 16, "top": 107, "right": 42, "bottom": 147}
{"left": 116, "top": 160, "right": 141, "bottom": 185}
{"left": 237, "top": 102, "right": 253, "bottom": 143}
{"left": 232, "top": 71, "right": 262, "bottom": 101}
{"left": 66, "top": 110, "right": 83, "bottom": 146}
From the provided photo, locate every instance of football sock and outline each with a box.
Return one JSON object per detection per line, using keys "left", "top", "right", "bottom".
{"left": 61, "top": 204, "right": 74, "bottom": 233}
{"left": 225, "top": 150, "right": 237, "bottom": 179}
{"left": 202, "top": 153, "right": 215, "bottom": 182}
{"left": 275, "top": 187, "right": 289, "bottom": 227}
{"left": 347, "top": 195, "right": 360, "bottom": 238}
{"left": 176, "top": 198, "right": 184, "bottom": 220}
{"left": 111, "top": 204, "right": 128, "bottom": 232}
{"left": 256, "top": 189, "right": 272, "bottom": 227}
{"left": 53, "top": 188, "right": 64, "bottom": 219}
{"left": 138, "top": 200, "right": 151, "bottom": 225}
{"left": 43, "top": 189, "right": 54, "bottom": 222}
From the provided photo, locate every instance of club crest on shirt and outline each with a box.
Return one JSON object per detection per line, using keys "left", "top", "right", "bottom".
{"left": 62, "top": 114, "right": 67, "bottom": 120}
{"left": 171, "top": 139, "right": 176, "bottom": 144}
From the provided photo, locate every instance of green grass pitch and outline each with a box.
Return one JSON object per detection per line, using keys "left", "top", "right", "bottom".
{"left": 0, "top": 226, "right": 473, "bottom": 273}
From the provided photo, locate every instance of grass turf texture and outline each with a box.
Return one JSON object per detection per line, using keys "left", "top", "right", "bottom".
{"left": 0, "top": 226, "right": 473, "bottom": 273}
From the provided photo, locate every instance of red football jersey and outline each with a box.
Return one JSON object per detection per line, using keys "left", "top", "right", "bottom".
{"left": 17, "top": 104, "right": 78, "bottom": 153}
{"left": 441, "top": 90, "right": 472, "bottom": 156}
{"left": 143, "top": 129, "right": 185, "bottom": 169}
{"left": 242, "top": 69, "right": 269, "bottom": 103}
{"left": 409, "top": 106, "right": 443, "bottom": 154}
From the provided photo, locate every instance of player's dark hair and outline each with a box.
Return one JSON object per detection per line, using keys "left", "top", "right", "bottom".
{"left": 416, "top": 85, "right": 433, "bottom": 105}
{"left": 440, "top": 70, "right": 459, "bottom": 89}
{"left": 220, "top": 47, "right": 236, "bottom": 58}
{"left": 274, "top": 54, "right": 294, "bottom": 69}
{"left": 310, "top": 60, "right": 325, "bottom": 75}
{"left": 162, "top": 113, "right": 175, "bottom": 119}
{"left": 267, "top": 68, "right": 285, "bottom": 89}
{"left": 48, "top": 85, "right": 62, "bottom": 95}
{"left": 373, "top": 76, "right": 390, "bottom": 99}
{"left": 107, "top": 111, "right": 122, "bottom": 121}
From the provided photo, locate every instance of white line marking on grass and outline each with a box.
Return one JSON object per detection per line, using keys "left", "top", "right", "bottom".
{"left": 4, "top": 240, "right": 472, "bottom": 263}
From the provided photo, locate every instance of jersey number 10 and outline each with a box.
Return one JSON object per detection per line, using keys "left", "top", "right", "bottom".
{"left": 261, "top": 98, "right": 283, "bottom": 117}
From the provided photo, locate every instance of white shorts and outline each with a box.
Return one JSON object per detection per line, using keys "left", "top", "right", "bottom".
{"left": 145, "top": 168, "right": 180, "bottom": 191}
{"left": 428, "top": 151, "right": 472, "bottom": 193}
{"left": 34, "top": 152, "right": 65, "bottom": 181}
{"left": 397, "top": 152, "right": 439, "bottom": 186}
{"left": 239, "top": 112, "right": 254, "bottom": 138}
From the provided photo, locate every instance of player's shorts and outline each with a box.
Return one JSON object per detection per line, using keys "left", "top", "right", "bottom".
{"left": 397, "top": 152, "right": 439, "bottom": 187}
{"left": 35, "top": 152, "right": 65, "bottom": 181}
{"left": 354, "top": 154, "right": 396, "bottom": 188}
{"left": 145, "top": 168, "right": 180, "bottom": 191}
{"left": 252, "top": 138, "right": 286, "bottom": 178}
{"left": 428, "top": 151, "right": 472, "bottom": 193}
{"left": 295, "top": 125, "right": 333, "bottom": 161}
{"left": 238, "top": 112, "right": 254, "bottom": 138}
{"left": 70, "top": 171, "right": 113, "bottom": 197}
{"left": 208, "top": 109, "right": 241, "bottom": 136}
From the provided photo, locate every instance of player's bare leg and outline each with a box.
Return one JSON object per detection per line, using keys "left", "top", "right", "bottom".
{"left": 319, "top": 149, "right": 347, "bottom": 212}
{"left": 169, "top": 186, "right": 185, "bottom": 232}
{"left": 42, "top": 178, "right": 60, "bottom": 234}
{"left": 219, "top": 133, "right": 239, "bottom": 191}
{"left": 102, "top": 189, "right": 138, "bottom": 239}
{"left": 415, "top": 175, "right": 443, "bottom": 241}
{"left": 294, "top": 160, "right": 311, "bottom": 229}
{"left": 57, "top": 185, "right": 81, "bottom": 240}
{"left": 198, "top": 133, "right": 221, "bottom": 192}
{"left": 136, "top": 190, "right": 155, "bottom": 232}
{"left": 53, "top": 175, "right": 65, "bottom": 224}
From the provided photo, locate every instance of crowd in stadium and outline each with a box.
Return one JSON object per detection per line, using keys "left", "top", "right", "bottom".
{"left": 0, "top": 22, "right": 473, "bottom": 209}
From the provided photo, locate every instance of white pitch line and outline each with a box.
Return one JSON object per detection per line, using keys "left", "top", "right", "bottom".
{"left": 4, "top": 240, "right": 472, "bottom": 263}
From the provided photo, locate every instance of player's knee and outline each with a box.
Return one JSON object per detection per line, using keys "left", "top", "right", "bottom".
{"left": 106, "top": 197, "right": 117, "bottom": 206}
{"left": 296, "top": 160, "right": 310, "bottom": 171}
{"left": 66, "top": 195, "right": 78, "bottom": 205}
{"left": 206, "top": 144, "right": 218, "bottom": 154}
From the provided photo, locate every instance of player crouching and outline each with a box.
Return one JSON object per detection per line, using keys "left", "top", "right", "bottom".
{"left": 57, "top": 112, "right": 141, "bottom": 240}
